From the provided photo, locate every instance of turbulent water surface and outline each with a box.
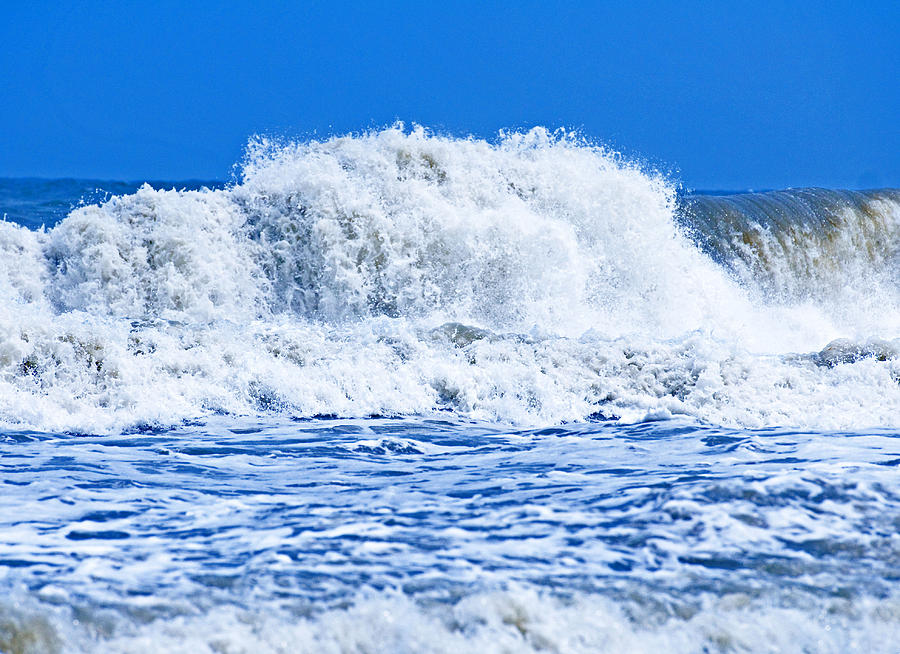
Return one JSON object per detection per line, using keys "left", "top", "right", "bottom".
{"left": 0, "top": 127, "right": 899, "bottom": 652}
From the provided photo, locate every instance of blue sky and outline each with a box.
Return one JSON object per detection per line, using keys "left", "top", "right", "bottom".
{"left": 1, "top": 1, "right": 897, "bottom": 189}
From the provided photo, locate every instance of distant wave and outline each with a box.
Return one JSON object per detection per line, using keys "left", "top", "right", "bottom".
{"left": 1, "top": 126, "right": 899, "bottom": 432}
{"left": 679, "top": 188, "right": 900, "bottom": 305}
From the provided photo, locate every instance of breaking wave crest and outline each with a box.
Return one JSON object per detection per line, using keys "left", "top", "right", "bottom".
{"left": 1, "top": 126, "right": 899, "bottom": 432}
{"left": 680, "top": 188, "right": 900, "bottom": 318}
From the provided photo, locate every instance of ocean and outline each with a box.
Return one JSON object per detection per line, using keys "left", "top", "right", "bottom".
{"left": 1, "top": 126, "right": 899, "bottom": 652}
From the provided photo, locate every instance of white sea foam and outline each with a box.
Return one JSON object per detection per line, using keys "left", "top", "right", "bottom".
{"left": 3, "top": 586, "right": 899, "bottom": 654}
{"left": 1, "top": 126, "right": 899, "bottom": 432}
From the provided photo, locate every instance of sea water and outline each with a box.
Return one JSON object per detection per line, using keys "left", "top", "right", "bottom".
{"left": 0, "top": 126, "right": 899, "bottom": 652}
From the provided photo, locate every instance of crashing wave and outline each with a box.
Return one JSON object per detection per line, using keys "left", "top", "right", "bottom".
{"left": 1, "top": 126, "right": 899, "bottom": 432}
